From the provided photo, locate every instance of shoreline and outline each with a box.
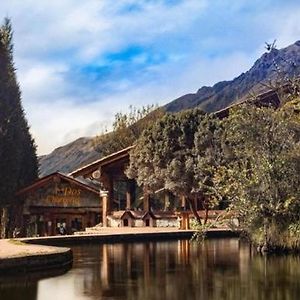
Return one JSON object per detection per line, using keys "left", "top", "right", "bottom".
{"left": 0, "top": 239, "right": 72, "bottom": 274}
{"left": 0, "top": 228, "right": 238, "bottom": 274}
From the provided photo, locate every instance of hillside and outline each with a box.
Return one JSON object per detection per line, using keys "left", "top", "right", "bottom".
{"left": 165, "top": 41, "right": 300, "bottom": 112}
{"left": 39, "top": 41, "right": 300, "bottom": 176}
{"left": 39, "top": 137, "right": 99, "bottom": 177}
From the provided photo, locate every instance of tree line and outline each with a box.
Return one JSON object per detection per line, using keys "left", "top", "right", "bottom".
{"left": 126, "top": 95, "right": 300, "bottom": 252}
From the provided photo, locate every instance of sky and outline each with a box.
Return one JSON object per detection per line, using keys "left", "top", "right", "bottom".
{"left": 0, "top": 0, "right": 300, "bottom": 155}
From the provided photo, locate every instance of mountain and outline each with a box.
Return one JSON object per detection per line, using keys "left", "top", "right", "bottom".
{"left": 39, "top": 137, "right": 99, "bottom": 177}
{"left": 165, "top": 41, "right": 300, "bottom": 112}
{"left": 39, "top": 41, "right": 300, "bottom": 176}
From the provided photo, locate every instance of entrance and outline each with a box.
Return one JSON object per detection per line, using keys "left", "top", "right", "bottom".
{"left": 71, "top": 217, "right": 83, "bottom": 233}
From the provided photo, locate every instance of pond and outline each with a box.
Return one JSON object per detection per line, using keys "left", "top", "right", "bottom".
{"left": 1, "top": 238, "right": 300, "bottom": 300}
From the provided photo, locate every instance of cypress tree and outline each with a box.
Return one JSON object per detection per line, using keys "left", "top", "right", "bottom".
{"left": 0, "top": 18, "right": 39, "bottom": 237}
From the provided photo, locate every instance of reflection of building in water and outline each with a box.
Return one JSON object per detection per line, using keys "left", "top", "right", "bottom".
{"left": 178, "top": 239, "right": 190, "bottom": 265}
{"left": 101, "top": 244, "right": 110, "bottom": 289}
{"left": 97, "top": 239, "right": 245, "bottom": 299}
{"left": 68, "top": 238, "right": 254, "bottom": 300}
{"left": 16, "top": 172, "right": 101, "bottom": 236}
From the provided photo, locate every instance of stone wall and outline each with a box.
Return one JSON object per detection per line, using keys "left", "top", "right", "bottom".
{"left": 107, "top": 216, "right": 121, "bottom": 227}
{"left": 156, "top": 219, "right": 179, "bottom": 228}
{"left": 106, "top": 216, "right": 179, "bottom": 228}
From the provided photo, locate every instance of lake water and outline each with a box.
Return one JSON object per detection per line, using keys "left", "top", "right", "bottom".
{"left": 1, "top": 238, "right": 300, "bottom": 300}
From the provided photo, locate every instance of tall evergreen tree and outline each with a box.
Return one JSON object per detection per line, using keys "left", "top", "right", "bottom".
{"left": 0, "top": 18, "right": 38, "bottom": 237}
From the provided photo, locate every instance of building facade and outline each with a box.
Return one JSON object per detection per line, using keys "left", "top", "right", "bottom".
{"left": 16, "top": 172, "right": 101, "bottom": 236}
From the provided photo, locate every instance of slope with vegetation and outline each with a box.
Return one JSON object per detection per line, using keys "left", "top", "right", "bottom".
{"left": 39, "top": 105, "right": 165, "bottom": 176}
{"left": 39, "top": 137, "right": 99, "bottom": 177}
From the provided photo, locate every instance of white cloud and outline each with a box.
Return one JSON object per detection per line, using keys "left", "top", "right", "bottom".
{"left": 22, "top": 50, "right": 255, "bottom": 155}
{"left": 19, "top": 63, "right": 68, "bottom": 100}
{"left": 6, "top": 0, "right": 207, "bottom": 62}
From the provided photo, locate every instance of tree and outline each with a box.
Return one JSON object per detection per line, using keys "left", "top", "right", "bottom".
{"left": 193, "top": 114, "right": 223, "bottom": 223}
{"left": 0, "top": 19, "right": 39, "bottom": 237}
{"left": 93, "top": 105, "right": 165, "bottom": 156}
{"left": 126, "top": 109, "right": 222, "bottom": 224}
{"left": 215, "top": 103, "right": 300, "bottom": 250}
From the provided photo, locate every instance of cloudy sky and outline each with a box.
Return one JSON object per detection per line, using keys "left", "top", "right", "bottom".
{"left": 0, "top": 0, "right": 300, "bottom": 155}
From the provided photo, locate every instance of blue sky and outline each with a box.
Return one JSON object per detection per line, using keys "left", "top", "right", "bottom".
{"left": 0, "top": 0, "right": 300, "bottom": 154}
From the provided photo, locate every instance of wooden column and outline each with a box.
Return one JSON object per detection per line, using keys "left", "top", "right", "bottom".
{"left": 101, "top": 190, "right": 109, "bottom": 227}
{"left": 180, "top": 212, "right": 190, "bottom": 230}
{"left": 101, "top": 172, "right": 113, "bottom": 213}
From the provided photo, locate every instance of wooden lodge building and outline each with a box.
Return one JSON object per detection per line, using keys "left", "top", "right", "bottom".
{"left": 16, "top": 172, "right": 101, "bottom": 236}
{"left": 15, "top": 147, "right": 185, "bottom": 237}
{"left": 69, "top": 146, "right": 221, "bottom": 230}
{"left": 69, "top": 146, "right": 182, "bottom": 229}
{"left": 15, "top": 88, "right": 282, "bottom": 236}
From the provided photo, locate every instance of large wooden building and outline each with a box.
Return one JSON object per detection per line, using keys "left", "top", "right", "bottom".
{"left": 69, "top": 147, "right": 207, "bottom": 229}
{"left": 16, "top": 172, "right": 101, "bottom": 236}
{"left": 70, "top": 146, "right": 148, "bottom": 227}
{"left": 15, "top": 89, "right": 281, "bottom": 236}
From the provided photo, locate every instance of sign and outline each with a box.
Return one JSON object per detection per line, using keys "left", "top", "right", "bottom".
{"left": 46, "top": 195, "right": 80, "bottom": 206}
{"left": 42, "top": 187, "right": 81, "bottom": 206}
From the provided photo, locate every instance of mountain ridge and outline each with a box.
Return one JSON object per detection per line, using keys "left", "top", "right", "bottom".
{"left": 165, "top": 41, "right": 300, "bottom": 112}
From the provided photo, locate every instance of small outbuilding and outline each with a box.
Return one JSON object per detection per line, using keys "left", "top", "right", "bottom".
{"left": 107, "top": 209, "right": 179, "bottom": 228}
{"left": 107, "top": 210, "right": 157, "bottom": 227}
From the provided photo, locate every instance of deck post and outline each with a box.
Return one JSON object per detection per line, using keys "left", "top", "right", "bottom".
{"left": 101, "top": 190, "right": 109, "bottom": 227}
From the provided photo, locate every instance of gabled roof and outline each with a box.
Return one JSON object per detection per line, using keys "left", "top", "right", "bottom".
{"left": 16, "top": 172, "right": 99, "bottom": 196}
{"left": 110, "top": 210, "right": 178, "bottom": 220}
{"left": 69, "top": 145, "right": 134, "bottom": 178}
{"left": 110, "top": 210, "right": 157, "bottom": 220}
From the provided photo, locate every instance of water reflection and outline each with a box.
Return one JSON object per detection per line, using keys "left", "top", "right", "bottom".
{"left": 1, "top": 239, "right": 300, "bottom": 300}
